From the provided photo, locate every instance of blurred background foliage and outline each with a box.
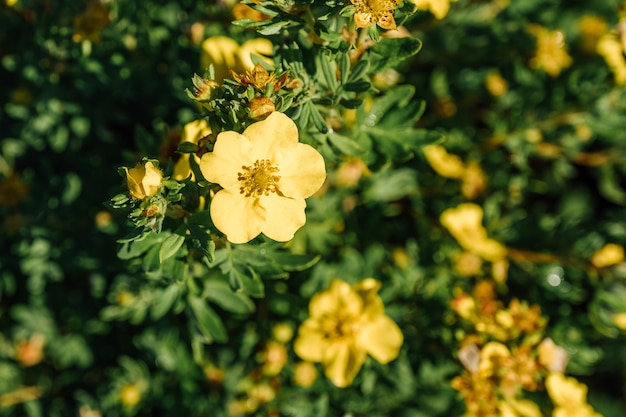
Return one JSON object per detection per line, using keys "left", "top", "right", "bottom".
{"left": 1, "top": 0, "right": 626, "bottom": 416}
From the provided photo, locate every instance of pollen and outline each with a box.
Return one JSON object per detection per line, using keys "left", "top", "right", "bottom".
{"left": 238, "top": 159, "right": 281, "bottom": 197}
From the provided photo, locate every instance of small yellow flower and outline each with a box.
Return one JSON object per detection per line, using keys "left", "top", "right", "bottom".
{"left": 499, "top": 398, "right": 542, "bottom": 417}
{"left": 200, "top": 36, "right": 273, "bottom": 83}
{"left": 15, "top": 334, "right": 46, "bottom": 367}
{"left": 293, "top": 361, "right": 318, "bottom": 388}
{"left": 537, "top": 338, "right": 569, "bottom": 373}
{"left": 72, "top": 0, "right": 111, "bottom": 44}
{"left": 528, "top": 25, "right": 572, "bottom": 77}
{"left": 423, "top": 144, "right": 466, "bottom": 179}
{"left": 440, "top": 203, "right": 507, "bottom": 261}
{"left": 612, "top": 312, "right": 626, "bottom": 330}
{"left": 546, "top": 372, "right": 602, "bottom": 417}
{"left": 597, "top": 33, "right": 626, "bottom": 85}
{"left": 124, "top": 161, "right": 163, "bottom": 200}
{"left": 119, "top": 384, "right": 141, "bottom": 408}
{"left": 590, "top": 243, "right": 625, "bottom": 268}
{"left": 461, "top": 161, "right": 487, "bottom": 200}
{"left": 199, "top": 112, "right": 326, "bottom": 244}
{"left": 485, "top": 71, "right": 508, "bottom": 97}
{"left": 411, "top": 0, "right": 455, "bottom": 20}
{"left": 294, "top": 278, "right": 403, "bottom": 387}
{"left": 350, "top": 0, "right": 400, "bottom": 30}
{"left": 173, "top": 119, "right": 212, "bottom": 181}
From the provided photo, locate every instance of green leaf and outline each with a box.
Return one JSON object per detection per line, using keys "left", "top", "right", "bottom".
{"left": 229, "top": 265, "right": 265, "bottom": 297}
{"left": 369, "top": 37, "right": 422, "bottom": 72}
{"left": 176, "top": 142, "right": 199, "bottom": 153}
{"left": 318, "top": 52, "right": 338, "bottom": 91}
{"left": 344, "top": 80, "right": 371, "bottom": 93}
{"left": 307, "top": 101, "right": 329, "bottom": 134}
{"left": 189, "top": 296, "right": 227, "bottom": 343}
{"left": 204, "top": 281, "right": 255, "bottom": 315}
{"left": 159, "top": 233, "right": 185, "bottom": 263}
{"left": 151, "top": 283, "right": 181, "bottom": 320}
{"left": 269, "top": 252, "right": 320, "bottom": 272}
{"left": 328, "top": 132, "right": 365, "bottom": 155}
{"left": 347, "top": 59, "right": 370, "bottom": 83}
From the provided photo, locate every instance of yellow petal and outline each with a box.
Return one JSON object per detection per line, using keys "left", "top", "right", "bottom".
{"left": 259, "top": 194, "right": 307, "bottom": 242}
{"left": 210, "top": 190, "right": 265, "bottom": 244}
{"left": 242, "top": 112, "right": 299, "bottom": 159}
{"left": 293, "top": 320, "right": 326, "bottom": 363}
{"left": 200, "top": 131, "right": 254, "bottom": 190}
{"left": 322, "top": 342, "right": 367, "bottom": 388}
{"left": 200, "top": 36, "right": 239, "bottom": 82}
{"left": 359, "top": 315, "right": 403, "bottom": 364}
{"left": 353, "top": 278, "right": 385, "bottom": 320}
{"left": 236, "top": 38, "right": 273, "bottom": 72}
{"left": 181, "top": 119, "right": 211, "bottom": 144}
{"left": 545, "top": 372, "right": 588, "bottom": 407}
{"left": 309, "top": 279, "right": 362, "bottom": 318}
{"left": 142, "top": 161, "right": 163, "bottom": 197}
{"left": 275, "top": 143, "right": 326, "bottom": 199}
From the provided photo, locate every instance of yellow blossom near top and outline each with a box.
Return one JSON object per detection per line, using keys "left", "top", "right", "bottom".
{"left": 528, "top": 25, "right": 573, "bottom": 77}
{"left": 173, "top": 119, "right": 212, "bottom": 181}
{"left": 411, "top": 0, "right": 455, "bottom": 20}
{"left": 546, "top": 372, "right": 602, "bottom": 417}
{"left": 423, "top": 144, "right": 466, "bottom": 179}
{"left": 199, "top": 112, "right": 326, "bottom": 244}
{"left": 350, "top": 0, "right": 400, "bottom": 30}
{"left": 293, "top": 278, "right": 403, "bottom": 388}
{"left": 597, "top": 33, "right": 626, "bottom": 85}
{"left": 200, "top": 36, "right": 273, "bottom": 83}
{"left": 124, "top": 161, "right": 163, "bottom": 200}
{"left": 440, "top": 203, "right": 507, "bottom": 261}
{"left": 590, "top": 243, "right": 625, "bottom": 268}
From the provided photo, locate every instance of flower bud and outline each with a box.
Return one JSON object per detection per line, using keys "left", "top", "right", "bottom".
{"left": 124, "top": 161, "right": 162, "bottom": 200}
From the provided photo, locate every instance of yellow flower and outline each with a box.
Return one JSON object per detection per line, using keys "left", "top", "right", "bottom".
{"left": 173, "top": 119, "right": 212, "bottom": 181}
{"left": 350, "top": 0, "right": 400, "bottom": 30}
{"left": 293, "top": 361, "right": 318, "bottom": 388}
{"left": 72, "top": 0, "right": 111, "bottom": 44}
{"left": 124, "top": 161, "right": 163, "bottom": 200}
{"left": 199, "top": 112, "right": 326, "bottom": 244}
{"left": 119, "top": 384, "right": 141, "bottom": 408}
{"left": 440, "top": 203, "right": 507, "bottom": 261}
{"left": 546, "top": 372, "right": 602, "bottom": 417}
{"left": 293, "top": 278, "right": 403, "bottom": 387}
{"left": 591, "top": 243, "right": 625, "bottom": 268}
{"left": 485, "top": 71, "right": 508, "bottom": 97}
{"left": 411, "top": 0, "right": 455, "bottom": 20}
{"left": 612, "top": 312, "right": 626, "bottom": 330}
{"left": 499, "top": 398, "right": 542, "bottom": 417}
{"left": 597, "top": 33, "right": 626, "bottom": 85}
{"left": 537, "top": 338, "right": 569, "bottom": 373}
{"left": 528, "top": 25, "right": 572, "bottom": 77}
{"left": 423, "top": 144, "right": 466, "bottom": 179}
{"left": 200, "top": 36, "right": 273, "bottom": 83}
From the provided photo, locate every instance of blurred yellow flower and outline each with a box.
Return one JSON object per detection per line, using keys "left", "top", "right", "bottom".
{"left": 199, "top": 112, "right": 326, "bottom": 244}
{"left": 294, "top": 278, "right": 403, "bottom": 387}
{"left": 485, "top": 71, "right": 508, "bottom": 97}
{"left": 119, "top": 384, "right": 141, "bottom": 408}
{"left": 72, "top": 0, "right": 111, "bottom": 44}
{"left": 440, "top": 203, "right": 507, "bottom": 261}
{"left": 173, "top": 119, "right": 212, "bottom": 181}
{"left": 528, "top": 25, "right": 572, "bottom": 77}
{"left": 597, "top": 33, "right": 626, "bottom": 85}
{"left": 350, "top": 0, "right": 399, "bottom": 30}
{"left": 293, "top": 361, "right": 318, "bottom": 388}
{"left": 200, "top": 36, "right": 273, "bottom": 83}
{"left": 124, "top": 161, "right": 163, "bottom": 200}
{"left": 612, "top": 312, "right": 626, "bottom": 330}
{"left": 537, "top": 338, "right": 569, "bottom": 373}
{"left": 499, "top": 398, "right": 542, "bottom": 417}
{"left": 590, "top": 243, "right": 625, "bottom": 268}
{"left": 423, "top": 144, "right": 466, "bottom": 179}
{"left": 411, "top": 0, "right": 455, "bottom": 20}
{"left": 546, "top": 372, "right": 602, "bottom": 417}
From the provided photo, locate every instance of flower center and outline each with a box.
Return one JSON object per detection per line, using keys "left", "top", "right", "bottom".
{"left": 320, "top": 313, "right": 360, "bottom": 341}
{"left": 238, "top": 159, "right": 281, "bottom": 197}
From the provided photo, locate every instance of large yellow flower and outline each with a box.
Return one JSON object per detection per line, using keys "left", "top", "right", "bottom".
{"left": 294, "top": 278, "right": 403, "bottom": 388}
{"left": 199, "top": 112, "right": 326, "bottom": 244}
{"left": 440, "top": 203, "right": 507, "bottom": 261}
{"left": 200, "top": 36, "right": 273, "bottom": 83}
{"left": 124, "top": 161, "right": 163, "bottom": 200}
